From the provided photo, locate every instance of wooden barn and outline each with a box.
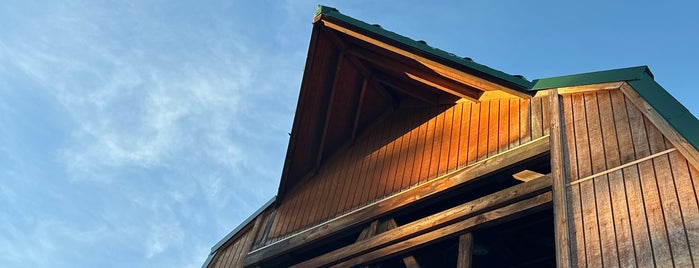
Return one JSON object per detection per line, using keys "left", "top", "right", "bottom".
{"left": 203, "top": 6, "right": 699, "bottom": 267}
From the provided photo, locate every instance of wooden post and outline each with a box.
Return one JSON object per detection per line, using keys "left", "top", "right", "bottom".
{"left": 549, "top": 88, "right": 572, "bottom": 267}
{"left": 457, "top": 233, "right": 473, "bottom": 268}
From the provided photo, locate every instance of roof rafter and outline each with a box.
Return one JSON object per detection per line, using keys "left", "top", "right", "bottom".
{"left": 318, "top": 19, "right": 532, "bottom": 99}
{"left": 346, "top": 47, "right": 483, "bottom": 102}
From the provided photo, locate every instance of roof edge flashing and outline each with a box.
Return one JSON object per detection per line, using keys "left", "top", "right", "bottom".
{"left": 314, "top": 5, "right": 533, "bottom": 90}
{"left": 531, "top": 65, "right": 651, "bottom": 91}
{"left": 208, "top": 197, "right": 276, "bottom": 254}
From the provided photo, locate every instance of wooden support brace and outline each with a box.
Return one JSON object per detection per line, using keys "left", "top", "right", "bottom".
{"left": 457, "top": 233, "right": 473, "bottom": 268}
{"left": 290, "top": 175, "right": 552, "bottom": 267}
{"left": 244, "top": 136, "right": 550, "bottom": 267}
{"left": 330, "top": 192, "right": 553, "bottom": 267}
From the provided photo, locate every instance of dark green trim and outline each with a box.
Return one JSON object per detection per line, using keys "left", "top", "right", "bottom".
{"left": 628, "top": 74, "right": 699, "bottom": 152}
{"left": 530, "top": 66, "right": 652, "bottom": 91}
{"left": 315, "top": 5, "right": 533, "bottom": 90}
{"left": 530, "top": 65, "right": 698, "bottom": 152}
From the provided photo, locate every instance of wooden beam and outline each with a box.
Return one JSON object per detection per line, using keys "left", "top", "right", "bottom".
{"left": 356, "top": 220, "right": 379, "bottom": 242}
{"left": 620, "top": 82, "right": 699, "bottom": 171}
{"left": 512, "top": 170, "right": 546, "bottom": 182}
{"left": 315, "top": 53, "right": 345, "bottom": 169}
{"left": 373, "top": 73, "right": 440, "bottom": 105}
{"left": 290, "top": 175, "right": 552, "bottom": 267}
{"left": 405, "top": 72, "right": 482, "bottom": 102}
{"left": 382, "top": 219, "right": 421, "bottom": 268}
{"left": 320, "top": 28, "right": 375, "bottom": 78}
{"left": 556, "top": 81, "right": 624, "bottom": 95}
{"left": 351, "top": 78, "right": 369, "bottom": 141}
{"left": 318, "top": 19, "right": 532, "bottom": 99}
{"left": 243, "top": 136, "right": 550, "bottom": 267}
{"left": 549, "top": 88, "right": 572, "bottom": 268}
{"left": 330, "top": 192, "right": 553, "bottom": 267}
{"left": 457, "top": 233, "right": 473, "bottom": 268}
{"left": 346, "top": 47, "right": 483, "bottom": 102}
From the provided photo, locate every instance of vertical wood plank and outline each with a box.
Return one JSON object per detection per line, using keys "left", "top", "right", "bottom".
{"left": 498, "top": 99, "right": 510, "bottom": 153}
{"left": 646, "top": 118, "right": 692, "bottom": 267}
{"left": 584, "top": 92, "right": 620, "bottom": 267}
{"left": 312, "top": 157, "right": 335, "bottom": 225}
{"left": 410, "top": 107, "right": 429, "bottom": 186}
{"left": 303, "top": 170, "right": 325, "bottom": 229}
{"left": 563, "top": 94, "right": 587, "bottom": 267}
{"left": 457, "top": 103, "right": 472, "bottom": 168}
{"left": 509, "top": 99, "right": 521, "bottom": 148}
{"left": 287, "top": 177, "right": 312, "bottom": 235}
{"left": 531, "top": 96, "right": 543, "bottom": 139}
{"left": 331, "top": 137, "right": 357, "bottom": 218}
{"left": 467, "top": 102, "right": 480, "bottom": 165}
{"left": 627, "top": 95, "right": 672, "bottom": 266}
{"left": 339, "top": 124, "right": 364, "bottom": 214}
{"left": 378, "top": 112, "right": 399, "bottom": 197}
{"left": 391, "top": 109, "right": 411, "bottom": 193}
{"left": 573, "top": 93, "right": 603, "bottom": 268}
{"left": 228, "top": 237, "right": 244, "bottom": 268}
{"left": 457, "top": 233, "right": 473, "bottom": 268}
{"left": 428, "top": 108, "right": 445, "bottom": 179}
{"left": 448, "top": 104, "right": 462, "bottom": 172}
{"left": 419, "top": 107, "right": 436, "bottom": 184}
{"left": 542, "top": 94, "right": 551, "bottom": 136}
{"left": 367, "top": 116, "right": 390, "bottom": 202}
{"left": 520, "top": 98, "right": 532, "bottom": 144}
{"left": 666, "top": 140, "right": 699, "bottom": 265}
{"left": 487, "top": 100, "right": 500, "bottom": 158}
{"left": 400, "top": 109, "right": 419, "bottom": 190}
{"left": 438, "top": 105, "right": 455, "bottom": 176}
{"left": 550, "top": 89, "right": 572, "bottom": 268}
{"left": 612, "top": 90, "right": 653, "bottom": 267}
{"left": 356, "top": 116, "right": 379, "bottom": 207}
{"left": 598, "top": 90, "right": 636, "bottom": 267}
{"left": 477, "top": 101, "right": 489, "bottom": 161}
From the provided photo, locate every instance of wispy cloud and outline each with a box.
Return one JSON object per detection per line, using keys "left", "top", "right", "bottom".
{"left": 1, "top": 1, "right": 304, "bottom": 267}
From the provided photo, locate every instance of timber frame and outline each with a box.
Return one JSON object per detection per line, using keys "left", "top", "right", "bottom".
{"left": 204, "top": 5, "right": 699, "bottom": 268}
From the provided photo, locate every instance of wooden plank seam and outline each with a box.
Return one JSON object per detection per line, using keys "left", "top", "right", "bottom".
{"left": 567, "top": 147, "right": 677, "bottom": 186}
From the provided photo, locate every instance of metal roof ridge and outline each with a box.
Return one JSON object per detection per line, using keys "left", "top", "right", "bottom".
{"left": 530, "top": 65, "right": 651, "bottom": 91}
{"left": 315, "top": 5, "right": 533, "bottom": 90}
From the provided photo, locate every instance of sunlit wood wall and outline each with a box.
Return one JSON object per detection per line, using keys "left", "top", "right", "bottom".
{"left": 268, "top": 96, "right": 551, "bottom": 239}
{"left": 561, "top": 89, "right": 699, "bottom": 267}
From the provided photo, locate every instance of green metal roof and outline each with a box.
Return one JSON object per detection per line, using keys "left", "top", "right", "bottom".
{"left": 315, "top": 5, "right": 698, "bottom": 152}
{"left": 315, "top": 5, "right": 533, "bottom": 91}
{"left": 204, "top": 7, "right": 699, "bottom": 267}
{"left": 531, "top": 65, "right": 699, "bottom": 152}
{"left": 530, "top": 66, "right": 653, "bottom": 91}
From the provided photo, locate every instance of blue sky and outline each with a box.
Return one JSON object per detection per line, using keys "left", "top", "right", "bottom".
{"left": 1, "top": 1, "right": 697, "bottom": 267}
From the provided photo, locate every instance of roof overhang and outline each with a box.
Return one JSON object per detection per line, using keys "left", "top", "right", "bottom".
{"left": 275, "top": 6, "right": 535, "bottom": 200}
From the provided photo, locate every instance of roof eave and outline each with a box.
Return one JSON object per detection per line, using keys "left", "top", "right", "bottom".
{"left": 315, "top": 5, "right": 533, "bottom": 91}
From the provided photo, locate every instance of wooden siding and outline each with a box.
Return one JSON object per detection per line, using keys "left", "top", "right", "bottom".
{"left": 208, "top": 226, "right": 255, "bottom": 268}
{"left": 561, "top": 89, "right": 699, "bottom": 267}
{"left": 208, "top": 208, "right": 274, "bottom": 268}
{"left": 268, "top": 96, "right": 550, "bottom": 239}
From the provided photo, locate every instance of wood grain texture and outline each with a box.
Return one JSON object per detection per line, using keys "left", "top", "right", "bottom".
{"left": 245, "top": 136, "right": 550, "bottom": 267}
{"left": 549, "top": 89, "right": 572, "bottom": 268}
{"left": 457, "top": 233, "right": 473, "bottom": 268}
{"left": 330, "top": 192, "right": 553, "bottom": 267}
{"left": 266, "top": 97, "right": 550, "bottom": 239}
{"left": 291, "top": 176, "right": 551, "bottom": 268}
{"left": 561, "top": 88, "right": 699, "bottom": 268}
